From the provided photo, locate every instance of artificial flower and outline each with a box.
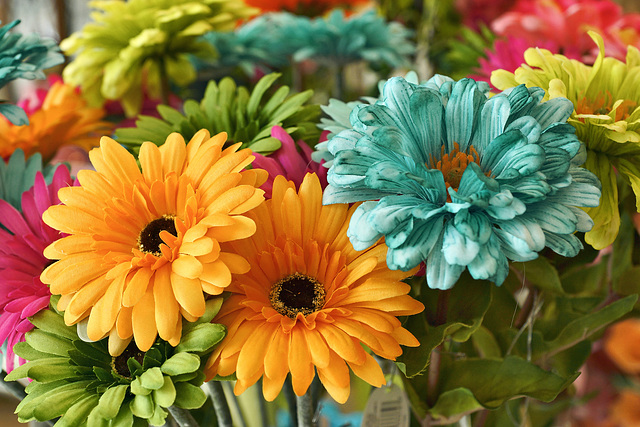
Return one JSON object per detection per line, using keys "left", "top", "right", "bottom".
{"left": 492, "top": 31, "right": 640, "bottom": 249}
{"left": 603, "top": 318, "right": 640, "bottom": 374}
{"left": 292, "top": 10, "right": 415, "bottom": 69}
{"left": 198, "top": 13, "right": 296, "bottom": 77}
{"left": 491, "top": 0, "right": 640, "bottom": 63}
{"left": 115, "top": 73, "right": 321, "bottom": 156}
{"left": 245, "top": 0, "right": 368, "bottom": 17}
{"left": 0, "top": 80, "right": 112, "bottom": 162}
{"left": 205, "top": 173, "right": 424, "bottom": 403}
{"left": 0, "top": 165, "right": 71, "bottom": 372}
{"left": 608, "top": 389, "right": 640, "bottom": 427}
{"left": 60, "top": 0, "right": 256, "bottom": 117}
{"left": 0, "top": 149, "right": 56, "bottom": 211}
{"left": 0, "top": 20, "right": 64, "bottom": 125}
{"left": 6, "top": 300, "right": 226, "bottom": 426}
{"left": 324, "top": 75, "right": 601, "bottom": 290}
{"left": 252, "top": 125, "right": 327, "bottom": 198}
{"left": 454, "top": 0, "right": 513, "bottom": 31}
{"left": 471, "top": 36, "right": 559, "bottom": 84}
{"left": 40, "top": 130, "right": 267, "bottom": 355}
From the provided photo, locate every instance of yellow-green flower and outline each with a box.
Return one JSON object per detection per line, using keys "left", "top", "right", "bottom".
{"left": 492, "top": 31, "right": 640, "bottom": 250}
{"left": 61, "top": 0, "right": 256, "bottom": 117}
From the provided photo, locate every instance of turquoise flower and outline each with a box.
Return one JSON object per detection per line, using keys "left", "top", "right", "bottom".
{"left": 294, "top": 10, "right": 414, "bottom": 68}
{"left": 323, "top": 76, "right": 601, "bottom": 290}
{"left": 0, "top": 20, "right": 64, "bottom": 124}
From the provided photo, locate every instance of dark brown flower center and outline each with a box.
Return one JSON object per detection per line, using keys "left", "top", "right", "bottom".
{"left": 111, "top": 341, "right": 145, "bottom": 378}
{"left": 138, "top": 215, "right": 176, "bottom": 256}
{"left": 269, "top": 273, "right": 325, "bottom": 319}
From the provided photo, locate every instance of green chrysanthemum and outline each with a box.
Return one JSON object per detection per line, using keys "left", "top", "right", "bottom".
{"left": 115, "top": 73, "right": 321, "bottom": 155}
{"left": 6, "top": 298, "right": 226, "bottom": 426}
{"left": 0, "top": 20, "right": 64, "bottom": 125}
{"left": 492, "top": 31, "right": 640, "bottom": 249}
{"left": 61, "top": 0, "right": 256, "bottom": 117}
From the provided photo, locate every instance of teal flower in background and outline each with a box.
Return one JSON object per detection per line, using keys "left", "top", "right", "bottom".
{"left": 198, "top": 13, "right": 304, "bottom": 77}
{"left": 0, "top": 20, "right": 64, "bottom": 125}
{"left": 323, "top": 76, "right": 601, "bottom": 290}
{"left": 0, "top": 149, "right": 57, "bottom": 211}
{"left": 294, "top": 10, "right": 415, "bottom": 68}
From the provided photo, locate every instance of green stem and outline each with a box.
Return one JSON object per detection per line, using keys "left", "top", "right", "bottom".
{"left": 332, "top": 62, "right": 345, "bottom": 100}
{"left": 296, "top": 388, "right": 314, "bottom": 427}
{"left": 0, "top": 370, "right": 26, "bottom": 400}
{"left": 208, "top": 381, "right": 233, "bottom": 427}
{"left": 167, "top": 406, "right": 199, "bottom": 427}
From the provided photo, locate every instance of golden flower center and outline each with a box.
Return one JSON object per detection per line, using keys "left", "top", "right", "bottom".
{"left": 137, "top": 215, "right": 177, "bottom": 256}
{"left": 111, "top": 341, "right": 145, "bottom": 378}
{"left": 429, "top": 142, "right": 483, "bottom": 195}
{"left": 575, "top": 91, "right": 637, "bottom": 122}
{"left": 269, "top": 273, "right": 325, "bottom": 319}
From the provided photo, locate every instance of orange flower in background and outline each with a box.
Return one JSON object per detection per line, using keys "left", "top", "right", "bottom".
{"left": 0, "top": 81, "right": 112, "bottom": 162}
{"left": 604, "top": 318, "right": 640, "bottom": 374}
{"left": 609, "top": 389, "right": 640, "bottom": 427}
{"left": 246, "top": 0, "right": 369, "bottom": 16}
{"left": 205, "top": 173, "right": 424, "bottom": 403}
{"left": 41, "top": 130, "right": 267, "bottom": 355}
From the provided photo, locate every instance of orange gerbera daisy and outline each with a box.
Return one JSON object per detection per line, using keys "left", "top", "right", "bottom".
{"left": 204, "top": 173, "right": 424, "bottom": 403}
{"left": 0, "top": 81, "right": 112, "bottom": 161}
{"left": 41, "top": 130, "right": 267, "bottom": 355}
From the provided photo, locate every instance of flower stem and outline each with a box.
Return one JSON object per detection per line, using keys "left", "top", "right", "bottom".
{"left": 296, "top": 388, "right": 315, "bottom": 427}
{"left": 208, "top": 381, "right": 233, "bottom": 427}
{"left": 167, "top": 406, "right": 199, "bottom": 427}
{"left": 283, "top": 376, "right": 298, "bottom": 425}
{"left": 0, "top": 370, "right": 26, "bottom": 400}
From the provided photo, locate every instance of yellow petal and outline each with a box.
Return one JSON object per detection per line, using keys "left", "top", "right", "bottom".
{"left": 132, "top": 290, "right": 158, "bottom": 351}
{"left": 172, "top": 254, "right": 203, "bottom": 279}
{"left": 122, "top": 267, "right": 153, "bottom": 307}
{"left": 153, "top": 265, "right": 180, "bottom": 341}
{"left": 347, "top": 352, "right": 385, "bottom": 388}
{"left": 289, "top": 327, "right": 314, "bottom": 396}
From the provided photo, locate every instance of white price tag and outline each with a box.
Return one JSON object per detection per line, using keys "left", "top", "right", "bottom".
{"left": 362, "top": 383, "right": 410, "bottom": 427}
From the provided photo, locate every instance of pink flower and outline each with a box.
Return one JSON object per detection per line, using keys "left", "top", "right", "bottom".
{"left": 252, "top": 125, "right": 327, "bottom": 198}
{"left": 491, "top": 0, "right": 640, "bottom": 62}
{"left": 0, "top": 165, "right": 72, "bottom": 371}
{"left": 471, "top": 36, "right": 560, "bottom": 84}
{"left": 455, "top": 0, "right": 513, "bottom": 31}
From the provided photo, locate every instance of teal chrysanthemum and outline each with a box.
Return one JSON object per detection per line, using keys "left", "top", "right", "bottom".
{"left": 198, "top": 13, "right": 301, "bottom": 76}
{"left": 323, "top": 76, "right": 602, "bottom": 290}
{"left": 0, "top": 20, "right": 64, "bottom": 125}
{"left": 293, "top": 10, "right": 414, "bottom": 68}
{"left": 0, "top": 149, "right": 57, "bottom": 211}
{"left": 6, "top": 299, "right": 226, "bottom": 426}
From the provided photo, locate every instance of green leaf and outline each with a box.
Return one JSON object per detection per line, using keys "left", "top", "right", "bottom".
{"left": 615, "top": 266, "right": 640, "bottom": 296}
{"left": 153, "top": 376, "right": 177, "bottom": 407}
{"left": 438, "top": 355, "right": 577, "bottom": 409}
{"left": 246, "top": 72, "right": 280, "bottom": 117}
{"left": 28, "top": 381, "right": 91, "bottom": 421}
{"left": 25, "top": 329, "right": 75, "bottom": 357}
{"left": 0, "top": 102, "right": 28, "bottom": 125}
{"left": 29, "top": 309, "right": 78, "bottom": 341}
{"left": 175, "top": 323, "right": 226, "bottom": 354}
{"left": 173, "top": 382, "right": 207, "bottom": 409}
{"left": 398, "top": 277, "right": 492, "bottom": 377}
{"left": 6, "top": 357, "right": 66, "bottom": 382}
{"left": 427, "top": 388, "right": 484, "bottom": 422}
{"left": 130, "top": 393, "right": 154, "bottom": 419}
{"left": 161, "top": 352, "right": 201, "bottom": 376}
{"left": 471, "top": 326, "right": 502, "bottom": 358}
{"left": 27, "top": 361, "right": 78, "bottom": 382}
{"left": 131, "top": 377, "right": 152, "bottom": 396}
{"left": 11, "top": 341, "right": 51, "bottom": 361}
{"left": 540, "top": 294, "right": 638, "bottom": 360}
{"left": 140, "top": 367, "right": 165, "bottom": 390}
{"left": 96, "top": 384, "right": 129, "bottom": 419}
{"left": 55, "top": 395, "right": 100, "bottom": 427}
{"left": 511, "top": 258, "right": 564, "bottom": 294}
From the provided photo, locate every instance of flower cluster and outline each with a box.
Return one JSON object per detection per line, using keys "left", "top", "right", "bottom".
{"left": 1, "top": 1, "right": 640, "bottom": 426}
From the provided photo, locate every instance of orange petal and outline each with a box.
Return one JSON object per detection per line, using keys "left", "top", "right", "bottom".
{"left": 200, "top": 260, "right": 231, "bottom": 291}
{"left": 289, "top": 327, "right": 314, "bottom": 396}
{"left": 116, "top": 306, "right": 134, "bottom": 340}
{"left": 317, "top": 324, "right": 366, "bottom": 365}
{"left": 122, "top": 268, "right": 153, "bottom": 307}
{"left": 170, "top": 271, "right": 205, "bottom": 318}
{"left": 132, "top": 290, "right": 158, "bottom": 351}
{"left": 109, "top": 329, "right": 132, "bottom": 357}
{"left": 153, "top": 265, "right": 180, "bottom": 341}
{"left": 236, "top": 323, "right": 276, "bottom": 384}
{"left": 317, "top": 351, "right": 351, "bottom": 404}
{"left": 347, "top": 352, "right": 386, "bottom": 387}
{"left": 172, "top": 254, "right": 203, "bottom": 279}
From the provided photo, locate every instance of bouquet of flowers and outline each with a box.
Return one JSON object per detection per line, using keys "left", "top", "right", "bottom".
{"left": 1, "top": 0, "right": 640, "bottom": 426}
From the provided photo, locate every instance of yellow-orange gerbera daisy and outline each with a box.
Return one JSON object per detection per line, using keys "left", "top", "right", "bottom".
{"left": 41, "top": 130, "right": 267, "bottom": 355}
{"left": 204, "top": 173, "right": 424, "bottom": 403}
{"left": 0, "top": 81, "right": 112, "bottom": 161}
